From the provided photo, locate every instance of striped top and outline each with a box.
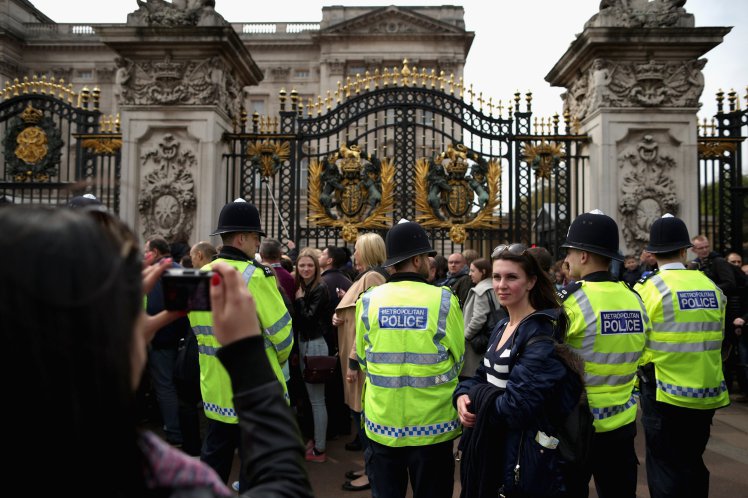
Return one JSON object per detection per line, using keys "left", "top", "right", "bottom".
{"left": 483, "top": 324, "right": 514, "bottom": 389}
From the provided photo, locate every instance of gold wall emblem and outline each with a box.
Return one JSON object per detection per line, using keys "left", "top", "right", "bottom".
{"left": 308, "top": 144, "right": 395, "bottom": 242}
{"left": 3, "top": 104, "right": 62, "bottom": 182}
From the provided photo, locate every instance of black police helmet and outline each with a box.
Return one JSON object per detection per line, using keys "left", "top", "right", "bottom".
{"left": 561, "top": 210, "right": 623, "bottom": 261}
{"left": 210, "top": 199, "right": 265, "bottom": 236}
{"left": 68, "top": 194, "right": 102, "bottom": 208}
{"left": 383, "top": 220, "right": 437, "bottom": 268}
{"left": 645, "top": 214, "right": 692, "bottom": 253}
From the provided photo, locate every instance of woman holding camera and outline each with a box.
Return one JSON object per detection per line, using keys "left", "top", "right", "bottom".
{"left": 454, "top": 244, "right": 583, "bottom": 498}
{"left": 294, "top": 249, "right": 331, "bottom": 463}
{"left": 0, "top": 205, "right": 312, "bottom": 498}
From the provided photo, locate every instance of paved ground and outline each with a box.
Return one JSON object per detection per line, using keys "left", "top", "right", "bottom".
{"left": 276, "top": 395, "right": 748, "bottom": 498}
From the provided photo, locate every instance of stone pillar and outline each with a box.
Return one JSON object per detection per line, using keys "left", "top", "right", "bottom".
{"left": 546, "top": 0, "right": 730, "bottom": 256}
{"left": 98, "top": 1, "right": 262, "bottom": 244}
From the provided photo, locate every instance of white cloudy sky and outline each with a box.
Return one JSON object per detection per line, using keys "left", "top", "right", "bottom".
{"left": 28, "top": 0, "right": 748, "bottom": 120}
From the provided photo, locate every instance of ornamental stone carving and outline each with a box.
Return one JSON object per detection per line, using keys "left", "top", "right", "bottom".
{"left": 138, "top": 133, "right": 197, "bottom": 242}
{"left": 127, "top": 0, "right": 226, "bottom": 27}
{"left": 586, "top": 0, "right": 692, "bottom": 29}
{"left": 618, "top": 133, "right": 679, "bottom": 254}
{"left": 564, "top": 58, "right": 706, "bottom": 119}
{"left": 113, "top": 53, "right": 241, "bottom": 112}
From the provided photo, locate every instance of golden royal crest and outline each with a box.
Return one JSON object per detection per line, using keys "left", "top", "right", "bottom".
{"left": 3, "top": 104, "right": 63, "bottom": 182}
{"left": 523, "top": 141, "right": 564, "bottom": 180}
{"left": 246, "top": 140, "right": 291, "bottom": 178}
{"left": 416, "top": 143, "right": 501, "bottom": 244}
{"left": 308, "top": 144, "right": 395, "bottom": 242}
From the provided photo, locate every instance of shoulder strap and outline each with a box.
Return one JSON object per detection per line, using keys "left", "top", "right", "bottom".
{"left": 636, "top": 268, "right": 659, "bottom": 286}
{"left": 557, "top": 281, "right": 582, "bottom": 302}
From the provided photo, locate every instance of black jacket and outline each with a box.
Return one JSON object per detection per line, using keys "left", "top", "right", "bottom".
{"left": 293, "top": 281, "right": 330, "bottom": 341}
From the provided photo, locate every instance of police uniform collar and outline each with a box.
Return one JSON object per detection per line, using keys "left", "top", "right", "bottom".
{"left": 658, "top": 262, "right": 686, "bottom": 271}
{"left": 580, "top": 270, "right": 615, "bottom": 282}
{"left": 216, "top": 245, "right": 252, "bottom": 262}
{"left": 388, "top": 272, "right": 429, "bottom": 284}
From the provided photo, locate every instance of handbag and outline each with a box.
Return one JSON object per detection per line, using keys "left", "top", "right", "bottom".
{"left": 469, "top": 295, "right": 506, "bottom": 355}
{"left": 302, "top": 353, "right": 339, "bottom": 383}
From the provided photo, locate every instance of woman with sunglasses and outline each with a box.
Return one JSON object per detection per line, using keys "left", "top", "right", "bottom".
{"left": 453, "top": 244, "right": 583, "bottom": 498}
{"left": 0, "top": 206, "right": 312, "bottom": 498}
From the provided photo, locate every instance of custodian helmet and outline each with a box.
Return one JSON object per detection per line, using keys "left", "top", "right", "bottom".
{"left": 645, "top": 213, "right": 692, "bottom": 254}
{"left": 210, "top": 198, "right": 265, "bottom": 236}
{"left": 383, "top": 220, "right": 437, "bottom": 268}
{"left": 561, "top": 209, "right": 623, "bottom": 261}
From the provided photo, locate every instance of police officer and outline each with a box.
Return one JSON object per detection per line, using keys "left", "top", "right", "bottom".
{"left": 559, "top": 210, "right": 649, "bottom": 498}
{"left": 355, "top": 220, "right": 464, "bottom": 498}
{"left": 189, "top": 199, "right": 293, "bottom": 490}
{"left": 634, "top": 214, "right": 729, "bottom": 498}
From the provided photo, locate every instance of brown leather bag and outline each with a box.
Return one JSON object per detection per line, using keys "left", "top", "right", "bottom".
{"left": 302, "top": 354, "right": 338, "bottom": 383}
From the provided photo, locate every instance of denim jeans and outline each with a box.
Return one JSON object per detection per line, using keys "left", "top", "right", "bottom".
{"left": 299, "top": 336, "right": 328, "bottom": 452}
{"left": 148, "top": 347, "right": 182, "bottom": 444}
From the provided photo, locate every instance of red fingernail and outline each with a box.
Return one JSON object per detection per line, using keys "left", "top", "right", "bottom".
{"left": 211, "top": 273, "right": 221, "bottom": 286}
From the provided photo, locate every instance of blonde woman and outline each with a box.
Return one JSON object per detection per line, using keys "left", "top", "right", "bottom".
{"left": 333, "top": 233, "right": 388, "bottom": 491}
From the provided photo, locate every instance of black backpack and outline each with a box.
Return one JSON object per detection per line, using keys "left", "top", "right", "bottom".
{"left": 519, "top": 334, "right": 595, "bottom": 468}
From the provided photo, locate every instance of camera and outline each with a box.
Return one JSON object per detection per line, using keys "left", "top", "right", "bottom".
{"left": 161, "top": 268, "right": 213, "bottom": 311}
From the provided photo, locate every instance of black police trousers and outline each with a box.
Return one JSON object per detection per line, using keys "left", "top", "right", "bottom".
{"left": 365, "top": 438, "right": 455, "bottom": 498}
{"left": 640, "top": 378, "right": 715, "bottom": 498}
{"left": 563, "top": 421, "right": 638, "bottom": 498}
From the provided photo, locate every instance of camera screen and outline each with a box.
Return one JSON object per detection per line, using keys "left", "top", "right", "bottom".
{"left": 162, "top": 271, "right": 212, "bottom": 311}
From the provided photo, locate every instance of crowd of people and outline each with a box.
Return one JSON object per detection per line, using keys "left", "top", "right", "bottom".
{"left": 1, "top": 194, "right": 740, "bottom": 498}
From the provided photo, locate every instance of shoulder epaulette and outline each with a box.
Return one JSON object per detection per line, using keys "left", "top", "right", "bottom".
{"left": 250, "top": 260, "right": 275, "bottom": 277}
{"left": 557, "top": 281, "right": 582, "bottom": 302}
{"left": 636, "top": 268, "right": 659, "bottom": 285}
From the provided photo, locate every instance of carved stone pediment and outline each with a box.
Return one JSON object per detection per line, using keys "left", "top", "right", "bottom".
{"left": 114, "top": 53, "right": 241, "bottom": 113}
{"left": 586, "top": 0, "right": 693, "bottom": 28}
{"left": 564, "top": 57, "right": 706, "bottom": 119}
{"left": 323, "top": 6, "right": 464, "bottom": 36}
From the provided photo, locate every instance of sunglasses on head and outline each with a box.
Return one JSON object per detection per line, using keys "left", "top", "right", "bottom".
{"left": 491, "top": 243, "right": 528, "bottom": 259}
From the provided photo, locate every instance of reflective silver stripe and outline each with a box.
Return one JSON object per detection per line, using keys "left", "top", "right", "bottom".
{"left": 364, "top": 416, "right": 459, "bottom": 438}
{"left": 203, "top": 402, "right": 236, "bottom": 418}
{"left": 265, "top": 312, "right": 291, "bottom": 336}
{"left": 585, "top": 372, "right": 636, "bottom": 387}
{"left": 193, "top": 325, "right": 213, "bottom": 337}
{"left": 572, "top": 287, "right": 643, "bottom": 366}
{"left": 264, "top": 336, "right": 273, "bottom": 350}
{"left": 241, "top": 263, "right": 257, "bottom": 284}
{"left": 273, "top": 333, "right": 294, "bottom": 352}
{"left": 652, "top": 275, "right": 675, "bottom": 323}
{"left": 652, "top": 321, "right": 723, "bottom": 333}
{"left": 366, "top": 351, "right": 450, "bottom": 364}
{"left": 366, "top": 363, "right": 460, "bottom": 388}
{"left": 573, "top": 288, "right": 600, "bottom": 355}
{"left": 590, "top": 396, "right": 636, "bottom": 420}
{"left": 433, "top": 289, "right": 452, "bottom": 356}
{"left": 646, "top": 339, "right": 723, "bottom": 353}
{"left": 198, "top": 344, "right": 220, "bottom": 356}
{"left": 361, "top": 291, "right": 373, "bottom": 367}
{"left": 583, "top": 351, "right": 642, "bottom": 364}
{"left": 657, "top": 379, "right": 727, "bottom": 399}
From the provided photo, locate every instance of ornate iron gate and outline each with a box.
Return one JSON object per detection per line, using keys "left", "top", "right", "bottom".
{"left": 697, "top": 88, "right": 747, "bottom": 256}
{"left": 0, "top": 77, "right": 122, "bottom": 212}
{"left": 225, "top": 64, "right": 586, "bottom": 254}
{"left": 223, "top": 62, "right": 588, "bottom": 257}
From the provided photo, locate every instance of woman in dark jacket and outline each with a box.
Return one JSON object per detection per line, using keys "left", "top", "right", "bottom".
{"left": 294, "top": 249, "right": 331, "bottom": 462}
{"left": 454, "top": 243, "right": 583, "bottom": 498}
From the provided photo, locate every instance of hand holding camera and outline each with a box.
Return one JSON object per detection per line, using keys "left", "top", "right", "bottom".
{"left": 209, "top": 262, "right": 261, "bottom": 346}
